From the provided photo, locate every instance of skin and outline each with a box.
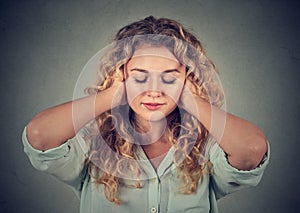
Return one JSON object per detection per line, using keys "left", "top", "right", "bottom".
{"left": 26, "top": 45, "right": 267, "bottom": 171}
{"left": 125, "top": 46, "right": 268, "bottom": 170}
{"left": 124, "top": 46, "right": 186, "bottom": 168}
{"left": 125, "top": 47, "right": 185, "bottom": 128}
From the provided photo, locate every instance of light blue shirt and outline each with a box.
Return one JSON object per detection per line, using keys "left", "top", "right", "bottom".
{"left": 22, "top": 127, "right": 270, "bottom": 213}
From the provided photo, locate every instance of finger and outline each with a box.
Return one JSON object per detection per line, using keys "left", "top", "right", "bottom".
{"left": 185, "top": 78, "right": 197, "bottom": 95}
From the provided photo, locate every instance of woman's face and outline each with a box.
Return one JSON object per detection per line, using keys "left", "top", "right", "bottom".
{"left": 125, "top": 46, "right": 186, "bottom": 123}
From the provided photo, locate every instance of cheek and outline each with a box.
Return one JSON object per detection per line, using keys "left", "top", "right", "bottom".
{"left": 128, "top": 99, "right": 140, "bottom": 111}
{"left": 161, "top": 83, "right": 184, "bottom": 103}
{"left": 125, "top": 79, "right": 145, "bottom": 105}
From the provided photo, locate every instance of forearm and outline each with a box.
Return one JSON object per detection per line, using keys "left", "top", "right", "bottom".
{"left": 26, "top": 89, "right": 114, "bottom": 151}
{"left": 191, "top": 96, "right": 268, "bottom": 170}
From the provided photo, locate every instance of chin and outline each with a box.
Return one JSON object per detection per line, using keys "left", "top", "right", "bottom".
{"left": 143, "top": 111, "right": 167, "bottom": 122}
{"left": 149, "top": 113, "right": 166, "bottom": 122}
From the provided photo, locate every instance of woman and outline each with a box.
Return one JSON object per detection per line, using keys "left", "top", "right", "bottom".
{"left": 22, "top": 16, "right": 269, "bottom": 213}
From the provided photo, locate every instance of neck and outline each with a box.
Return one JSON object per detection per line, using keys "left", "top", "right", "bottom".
{"left": 134, "top": 116, "right": 167, "bottom": 145}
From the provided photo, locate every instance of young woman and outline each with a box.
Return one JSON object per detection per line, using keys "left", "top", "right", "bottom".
{"left": 22, "top": 16, "right": 269, "bottom": 213}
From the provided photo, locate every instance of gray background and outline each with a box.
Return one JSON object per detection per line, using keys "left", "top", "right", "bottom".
{"left": 1, "top": 0, "right": 299, "bottom": 212}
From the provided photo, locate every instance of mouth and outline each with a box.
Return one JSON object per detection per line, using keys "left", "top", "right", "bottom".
{"left": 142, "top": 102, "right": 165, "bottom": 110}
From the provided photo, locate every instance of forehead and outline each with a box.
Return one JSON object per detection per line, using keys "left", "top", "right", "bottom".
{"left": 132, "top": 45, "right": 177, "bottom": 60}
{"left": 127, "top": 46, "right": 184, "bottom": 72}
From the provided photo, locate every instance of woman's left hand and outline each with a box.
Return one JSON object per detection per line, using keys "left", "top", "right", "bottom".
{"left": 178, "top": 79, "right": 199, "bottom": 116}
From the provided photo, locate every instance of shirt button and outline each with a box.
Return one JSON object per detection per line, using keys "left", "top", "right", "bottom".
{"left": 150, "top": 207, "right": 157, "bottom": 213}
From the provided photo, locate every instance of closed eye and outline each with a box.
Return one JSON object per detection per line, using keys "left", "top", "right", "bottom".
{"left": 133, "top": 74, "right": 148, "bottom": 83}
{"left": 161, "top": 74, "right": 177, "bottom": 84}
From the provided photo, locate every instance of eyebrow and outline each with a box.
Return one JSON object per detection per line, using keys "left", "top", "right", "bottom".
{"left": 130, "top": 68, "right": 180, "bottom": 73}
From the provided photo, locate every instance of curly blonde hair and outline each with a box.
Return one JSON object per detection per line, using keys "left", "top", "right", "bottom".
{"left": 84, "top": 16, "right": 224, "bottom": 204}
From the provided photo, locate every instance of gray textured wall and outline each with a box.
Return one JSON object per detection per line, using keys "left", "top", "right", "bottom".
{"left": 1, "top": 0, "right": 299, "bottom": 212}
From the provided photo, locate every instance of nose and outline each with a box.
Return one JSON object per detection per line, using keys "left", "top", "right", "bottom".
{"left": 146, "top": 76, "right": 162, "bottom": 97}
{"left": 146, "top": 90, "right": 162, "bottom": 98}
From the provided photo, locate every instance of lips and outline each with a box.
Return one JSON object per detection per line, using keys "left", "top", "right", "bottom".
{"left": 142, "top": 102, "right": 165, "bottom": 110}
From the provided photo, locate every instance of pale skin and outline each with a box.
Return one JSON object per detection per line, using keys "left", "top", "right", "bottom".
{"left": 26, "top": 46, "right": 267, "bottom": 171}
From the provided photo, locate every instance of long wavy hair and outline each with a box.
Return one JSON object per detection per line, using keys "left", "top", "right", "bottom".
{"left": 84, "top": 16, "right": 224, "bottom": 204}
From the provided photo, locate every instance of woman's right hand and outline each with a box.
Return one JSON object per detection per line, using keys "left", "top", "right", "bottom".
{"left": 26, "top": 74, "right": 127, "bottom": 151}
{"left": 108, "top": 77, "right": 127, "bottom": 109}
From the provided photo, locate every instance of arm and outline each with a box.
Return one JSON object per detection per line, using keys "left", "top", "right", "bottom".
{"left": 180, "top": 80, "right": 268, "bottom": 170}
{"left": 26, "top": 81, "right": 125, "bottom": 151}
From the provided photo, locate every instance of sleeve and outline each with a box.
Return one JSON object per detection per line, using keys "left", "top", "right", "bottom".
{"left": 208, "top": 140, "right": 270, "bottom": 200}
{"left": 22, "top": 126, "right": 90, "bottom": 192}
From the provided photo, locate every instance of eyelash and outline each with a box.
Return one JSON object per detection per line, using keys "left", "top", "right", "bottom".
{"left": 133, "top": 76, "right": 176, "bottom": 84}
{"left": 133, "top": 77, "right": 147, "bottom": 83}
{"left": 161, "top": 76, "right": 176, "bottom": 84}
